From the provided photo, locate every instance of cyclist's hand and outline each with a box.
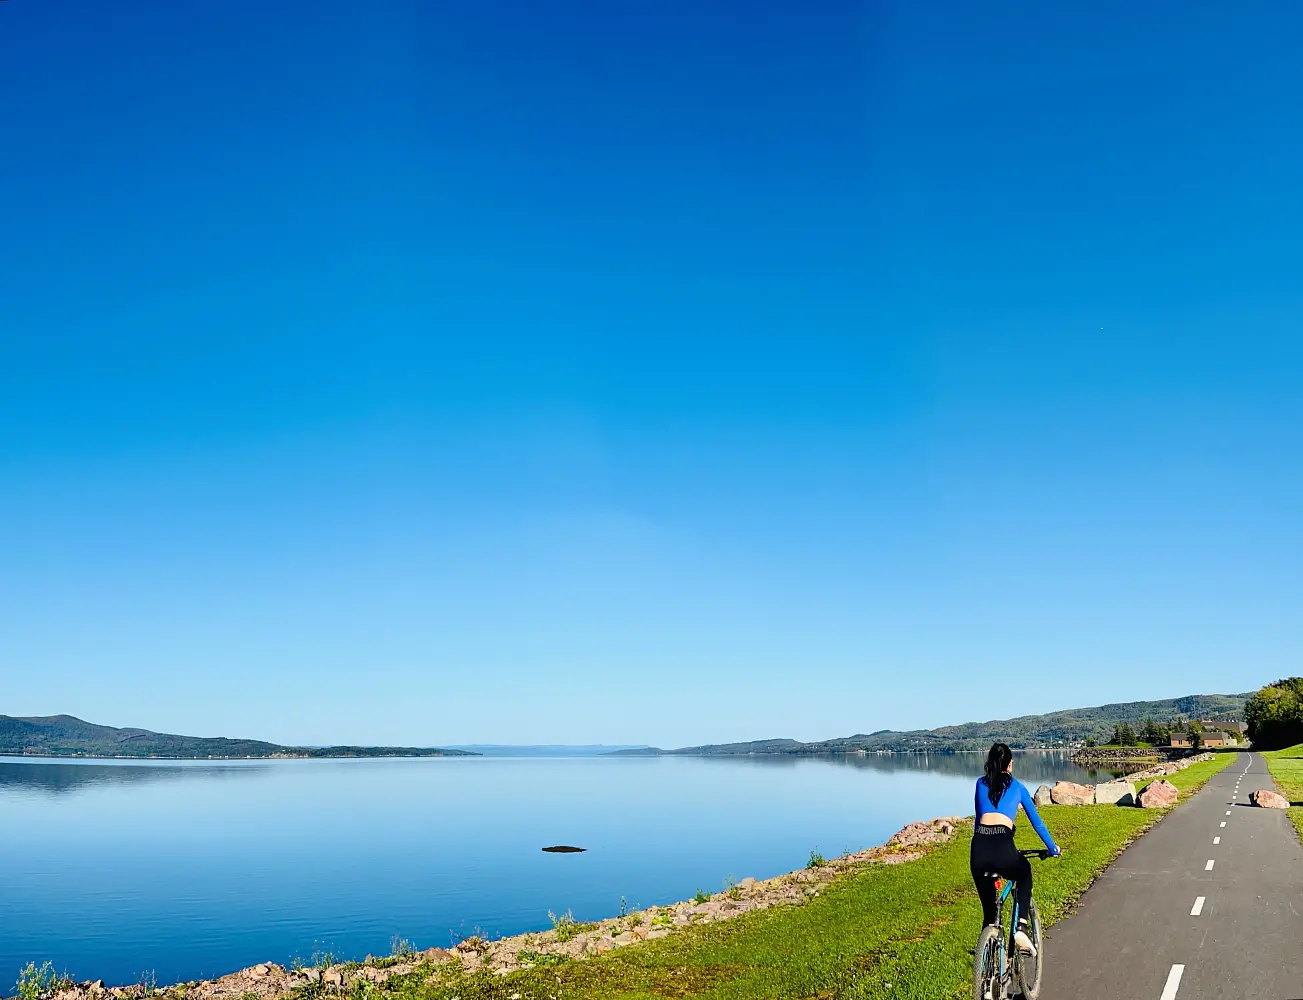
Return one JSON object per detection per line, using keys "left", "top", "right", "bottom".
{"left": 1050, "top": 846, "right": 1062, "bottom": 857}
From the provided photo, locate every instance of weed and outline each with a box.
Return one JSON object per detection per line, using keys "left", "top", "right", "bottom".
{"left": 807, "top": 848, "right": 826, "bottom": 869}
{"left": 15, "top": 963, "right": 72, "bottom": 1000}
{"left": 460, "top": 936, "right": 490, "bottom": 955}
{"left": 627, "top": 913, "right": 643, "bottom": 927}
{"left": 692, "top": 889, "right": 710, "bottom": 905}
{"left": 390, "top": 936, "right": 416, "bottom": 959}
{"left": 515, "top": 950, "right": 566, "bottom": 968}
{"left": 139, "top": 970, "right": 158, "bottom": 997}
{"left": 617, "top": 896, "right": 628, "bottom": 918}
{"left": 547, "top": 911, "right": 596, "bottom": 943}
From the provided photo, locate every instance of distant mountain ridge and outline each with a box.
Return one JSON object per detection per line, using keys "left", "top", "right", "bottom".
{"left": 0, "top": 715, "right": 475, "bottom": 759}
{"left": 612, "top": 692, "right": 1252, "bottom": 756}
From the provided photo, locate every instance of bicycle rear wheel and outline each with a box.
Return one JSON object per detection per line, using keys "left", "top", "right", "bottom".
{"left": 973, "top": 924, "right": 1003, "bottom": 1000}
{"left": 1014, "top": 897, "right": 1044, "bottom": 999}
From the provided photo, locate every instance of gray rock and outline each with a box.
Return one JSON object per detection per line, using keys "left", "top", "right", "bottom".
{"left": 1095, "top": 780, "right": 1137, "bottom": 806}
{"left": 1033, "top": 784, "right": 1052, "bottom": 807}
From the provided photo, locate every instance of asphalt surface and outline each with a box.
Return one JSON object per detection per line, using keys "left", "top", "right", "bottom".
{"left": 1039, "top": 751, "right": 1303, "bottom": 999}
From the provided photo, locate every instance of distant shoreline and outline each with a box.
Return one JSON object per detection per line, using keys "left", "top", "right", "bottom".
{"left": 0, "top": 750, "right": 478, "bottom": 761}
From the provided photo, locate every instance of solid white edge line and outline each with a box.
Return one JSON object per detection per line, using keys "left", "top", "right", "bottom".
{"left": 1205, "top": 859, "right": 1215, "bottom": 870}
{"left": 1190, "top": 896, "right": 1205, "bottom": 916}
{"left": 1160, "top": 963, "right": 1185, "bottom": 1000}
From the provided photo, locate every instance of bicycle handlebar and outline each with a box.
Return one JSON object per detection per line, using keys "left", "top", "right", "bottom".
{"left": 1020, "top": 848, "right": 1054, "bottom": 859}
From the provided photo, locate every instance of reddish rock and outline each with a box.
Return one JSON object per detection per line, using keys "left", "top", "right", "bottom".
{"left": 1251, "top": 788, "right": 1289, "bottom": 809}
{"left": 1050, "top": 781, "right": 1095, "bottom": 805}
{"left": 1138, "top": 779, "right": 1178, "bottom": 808}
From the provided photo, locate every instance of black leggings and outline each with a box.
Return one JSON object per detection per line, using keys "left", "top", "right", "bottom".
{"left": 970, "top": 824, "right": 1032, "bottom": 926}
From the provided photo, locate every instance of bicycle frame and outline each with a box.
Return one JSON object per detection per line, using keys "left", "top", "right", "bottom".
{"left": 990, "top": 878, "right": 1019, "bottom": 985}
{"left": 982, "top": 848, "right": 1048, "bottom": 997}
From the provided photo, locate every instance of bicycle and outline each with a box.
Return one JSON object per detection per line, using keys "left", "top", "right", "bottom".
{"left": 972, "top": 848, "right": 1052, "bottom": 1000}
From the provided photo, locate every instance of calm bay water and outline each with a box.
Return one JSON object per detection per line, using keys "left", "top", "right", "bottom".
{"left": 0, "top": 752, "right": 1121, "bottom": 987}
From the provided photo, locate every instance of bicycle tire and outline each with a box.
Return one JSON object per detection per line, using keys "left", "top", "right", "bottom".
{"left": 1014, "top": 897, "right": 1043, "bottom": 1000}
{"left": 973, "top": 924, "right": 1003, "bottom": 1000}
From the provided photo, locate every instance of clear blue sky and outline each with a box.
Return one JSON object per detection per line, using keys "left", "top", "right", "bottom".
{"left": 2, "top": 1, "right": 1300, "bottom": 748}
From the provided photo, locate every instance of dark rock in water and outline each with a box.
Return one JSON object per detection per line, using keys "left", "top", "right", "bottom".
{"left": 542, "top": 845, "right": 586, "bottom": 853}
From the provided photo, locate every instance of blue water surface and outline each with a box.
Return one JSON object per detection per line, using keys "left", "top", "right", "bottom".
{"left": 0, "top": 752, "right": 1113, "bottom": 987}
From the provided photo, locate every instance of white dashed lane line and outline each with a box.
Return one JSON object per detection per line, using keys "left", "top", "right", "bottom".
{"left": 1160, "top": 964, "right": 1185, "bottom": 1000}
{"left": 1162, "top": 756, "right": 1247, "bottom": 996}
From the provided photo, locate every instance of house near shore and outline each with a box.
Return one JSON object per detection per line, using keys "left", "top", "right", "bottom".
{"left": 1172, "top": 730, "right": 1239, "bottom": 748}
{"left": 1202, "top": 731, "right": 1238, "bottom": 747}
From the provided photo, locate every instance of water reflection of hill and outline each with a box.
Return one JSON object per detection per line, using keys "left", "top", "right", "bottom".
{"left": 689, "top": 751, "right": 1134, "bottom": 784}
{"left": 0, "top": 759, "right": 267, "bottom": 796}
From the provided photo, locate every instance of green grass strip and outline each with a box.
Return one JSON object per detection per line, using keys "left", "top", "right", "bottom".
{"left": 1261, "top": 743, "right": 1303, "bottom": 841}
{"left": 331, "top": 754, "right": 1233, "bottom": 1000}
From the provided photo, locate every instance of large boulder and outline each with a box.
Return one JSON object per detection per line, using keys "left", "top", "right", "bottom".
{"left": 1095, "top": 780, "right": 1137, "bottom": 806}
{"left": 1251, "top": 789, "right": 1290, "bottom": 810}
{"left": 1138, "top": 779, "right": 1178, "bottom": 808}
{"left": 1051, "top": 781, "right": 1095, "bottom": 805}
{"left": 1033, "top": 784, "right": 1052, "bottom": 807}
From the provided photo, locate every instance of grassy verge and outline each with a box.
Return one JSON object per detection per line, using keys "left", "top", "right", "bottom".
{"left": 1261, "top": 743, "right": 1303, "bottom": 840}
{"left": 314, "top": 755, "right": 1233, "bottom": 1000}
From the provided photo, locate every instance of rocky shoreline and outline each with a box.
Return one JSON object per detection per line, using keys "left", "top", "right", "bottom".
{"left": 31, "top": 817, "right": 969, "bottom": 1000}
{"left": 1033, "top": 752, "right": 1216, "bottom": 808}
{"left": 1069, "top": 746, "right": 1192, "bottom": 764}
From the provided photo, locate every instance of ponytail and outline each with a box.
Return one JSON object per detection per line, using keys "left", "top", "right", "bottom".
{"left": 984, "top": 742, "right": 1013, "bottom": 807}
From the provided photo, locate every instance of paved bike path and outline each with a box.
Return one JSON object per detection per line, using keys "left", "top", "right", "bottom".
{"left": 1041, "top": 751, "right": 1303, "bottom": 999}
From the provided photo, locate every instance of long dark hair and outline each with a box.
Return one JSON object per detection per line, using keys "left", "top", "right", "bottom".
{"left": 984, "top": 742, "right": 1013, "bottom": 806}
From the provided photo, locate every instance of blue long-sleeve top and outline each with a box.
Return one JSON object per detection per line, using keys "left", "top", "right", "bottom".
{"left": 975, "top": 777, "right": 1059, "bottom": 853}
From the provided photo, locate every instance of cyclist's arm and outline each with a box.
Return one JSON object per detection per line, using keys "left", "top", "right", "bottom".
{"left": 1018, "top": 782, "right": 1060, "bottom": 854}
{"left": 974, "top": 780, "right": 983, "bottom": 819}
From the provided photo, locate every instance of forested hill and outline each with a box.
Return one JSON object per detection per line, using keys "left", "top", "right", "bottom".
{"left": 615, "top": 692, "right": 1251, "bottom": 756}
{"left": 0, "top": 715, "right": 475, "bottom": 758}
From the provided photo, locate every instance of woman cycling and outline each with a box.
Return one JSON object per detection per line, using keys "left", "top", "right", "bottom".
{"left": 971, "top": 742, "right": 1061, "bottom": 954}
